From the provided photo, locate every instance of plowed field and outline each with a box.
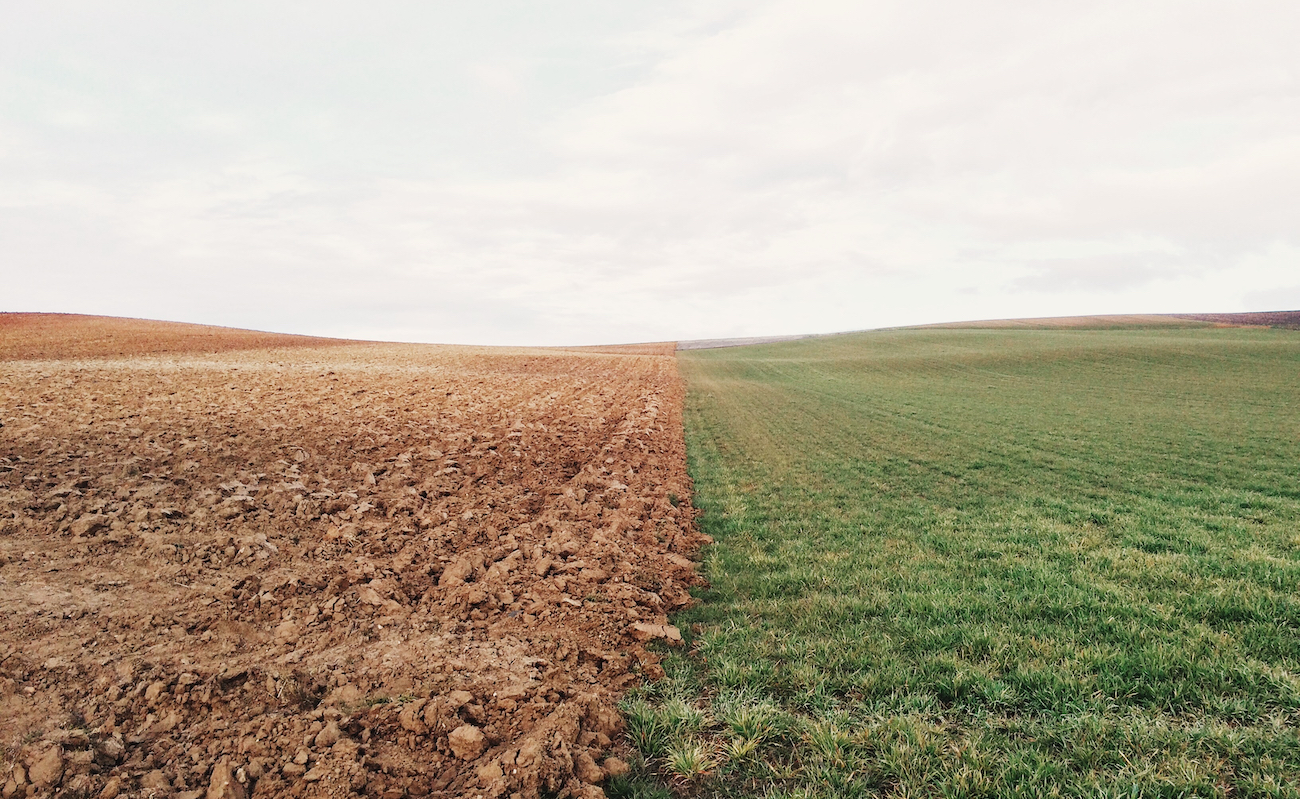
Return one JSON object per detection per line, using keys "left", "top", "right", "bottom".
{"left": 0, "top": 316, "right": 705, "bottom": 799}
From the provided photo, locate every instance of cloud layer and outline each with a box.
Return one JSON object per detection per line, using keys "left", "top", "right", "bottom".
{"left": 3, "top": 1, "right": 1298, "bottom": 344}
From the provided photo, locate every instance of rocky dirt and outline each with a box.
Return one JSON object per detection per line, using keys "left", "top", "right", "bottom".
{"left": 0, "top": 316, "right": 706, "bottom": 799}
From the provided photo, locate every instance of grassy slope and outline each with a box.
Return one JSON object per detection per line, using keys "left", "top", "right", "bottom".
{"left": 619, "top": 326, "right": 1300, "bottom": 798}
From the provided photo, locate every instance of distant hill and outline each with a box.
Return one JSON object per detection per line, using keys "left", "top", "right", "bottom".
{"left": 676, "top": 334, "right": 814, "bottom": 351}
{"left": 5, "top": 310, "right": 1295, "bottom": 361}
{"left": 680, "top": 311, "right": 1300, "bottom": 350}
{"left": 919, "top": 314, "right": 1196, "bottom": 329}
{"left": 1172, "top": 310, "right": 1300, "bottom": 329}
{"left": 0, "top": 313, "right": 350, "bottom": 360}
{"left": 920, "top": 311, "right": 1300, "bottom": 330}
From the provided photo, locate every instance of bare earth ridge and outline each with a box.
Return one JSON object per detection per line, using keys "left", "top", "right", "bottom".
{"left": 0, "top": 314, "right": 352, "bottom": 361}
{"left": 1172, "top": 310, "right": 1300, "bottom": 329}
{"left": 0, "top": 315, "right": 707, "bottom": 799}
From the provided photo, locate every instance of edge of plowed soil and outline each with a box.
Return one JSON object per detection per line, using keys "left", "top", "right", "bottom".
{"left": 0, "top": 317, "right": 709, "bottom": 799}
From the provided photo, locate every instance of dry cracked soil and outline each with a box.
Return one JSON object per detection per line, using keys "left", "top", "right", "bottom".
{"left": 0, "top": 314, "right": 707, "bottom": 799}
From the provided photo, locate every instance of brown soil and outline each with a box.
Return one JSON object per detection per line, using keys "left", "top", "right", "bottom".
{"left": 1172, "top": 310, "right": 1300, "bottom": 329}
{"left": 0, "top": 315, "right": 706, "bottom": 799}
{"left": 566, "top": 344, "right": 678, "bottom": 357}
{"left": 0, "top": 314, "right": 351, "bottom": 361}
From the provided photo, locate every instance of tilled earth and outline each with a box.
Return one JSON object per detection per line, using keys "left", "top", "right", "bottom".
{"left": 0, "top": 319, "right": 706, "bottom": 799}
{"left": 1173, "top": 310, "right": 1300, "bottom": 329}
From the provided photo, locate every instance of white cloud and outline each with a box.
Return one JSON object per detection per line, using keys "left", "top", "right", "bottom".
{"left": 1, "top": 1, "right": 1297, "bottom": 344}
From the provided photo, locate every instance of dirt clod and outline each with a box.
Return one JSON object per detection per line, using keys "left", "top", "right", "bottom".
{"left": 207, "top": 760, "right": 247, "bottom": 799}
{"left": 629, "top": 623, "right": 683, "bottom": 644}
{"left": 100, "top": 775, "right": 123, "bottom": 799}
{"left": 602, "top": 756, "right": 630, "bottom": 778}
{"left": 575, "top": 750, "right": 604, "bottom": 784}
{"left": 449, "top": 724, "right": 488, "bottom": 760}
{"left": 29, "top": 747, "right": 63, "bottom": 789}
{"left": 141, "top": 770, "right": 171, "bottom": 792}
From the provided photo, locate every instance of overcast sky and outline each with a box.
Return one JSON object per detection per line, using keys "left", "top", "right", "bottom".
{"left": 3, "top": 1, "right": 1298, "bottom": 345}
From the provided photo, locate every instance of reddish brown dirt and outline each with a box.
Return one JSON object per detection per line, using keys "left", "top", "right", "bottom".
{"left": 566, "top": 344, "right": 677, "bottom": 357}
{"left": 0, "top": 317, "right": 705, "bottom": 799}
{"left": 0, "top": 314, "right": 350, "bottom": 360}
{"left": 1172, "top": 310, "right": 1300, "bottom": 329}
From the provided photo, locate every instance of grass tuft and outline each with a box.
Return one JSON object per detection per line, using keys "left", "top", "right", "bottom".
{"left": 665, "top": 739, "right": 717, "bottom": 783}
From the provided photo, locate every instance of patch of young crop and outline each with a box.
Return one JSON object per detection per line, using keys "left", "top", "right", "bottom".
{"left": 623, "top": 326, "right": 1300, "bottom": 797}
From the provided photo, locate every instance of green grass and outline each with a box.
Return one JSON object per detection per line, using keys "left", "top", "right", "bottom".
{"left": 619, "top": 325, "right": 1300, "bottom": 798}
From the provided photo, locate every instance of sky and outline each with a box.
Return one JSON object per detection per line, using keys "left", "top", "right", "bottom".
{"left": 3, "top": 1, "right": 1298, "bottom": 346}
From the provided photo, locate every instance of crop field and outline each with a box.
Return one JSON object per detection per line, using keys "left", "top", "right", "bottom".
{"left": 621, "top": 325, "right": 1300, "bottom": 797}
{"left": 0, "top": 315, "right": 706, "bottom": 799}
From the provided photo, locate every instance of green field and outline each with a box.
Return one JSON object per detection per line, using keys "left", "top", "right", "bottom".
{"left": 616, "top": 325, "right": 1300, "bottom": 798}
